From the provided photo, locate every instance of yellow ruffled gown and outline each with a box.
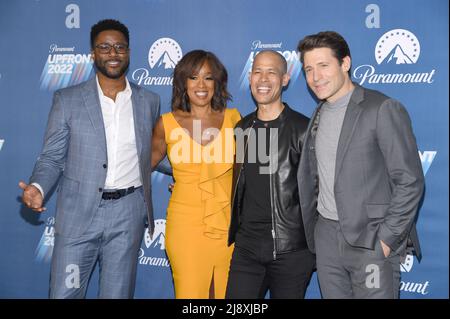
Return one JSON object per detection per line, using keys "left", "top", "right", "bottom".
{"left": 162, "top": 108, "right": 241, "bottom": 299}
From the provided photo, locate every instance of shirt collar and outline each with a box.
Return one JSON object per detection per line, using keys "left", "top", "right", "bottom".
{"left": 95, "top": 75, "right": 132, "bottom": 100}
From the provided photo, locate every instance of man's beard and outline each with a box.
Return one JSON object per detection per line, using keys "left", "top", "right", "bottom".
{"left": 95, "top": 59, "right": 130, "bottom": 79}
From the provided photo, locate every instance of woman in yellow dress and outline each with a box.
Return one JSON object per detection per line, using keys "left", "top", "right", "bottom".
{"left": 151, "top": 50, "right": 240, "bottom": 298}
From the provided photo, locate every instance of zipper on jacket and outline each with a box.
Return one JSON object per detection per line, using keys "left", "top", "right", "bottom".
{"left": 269, "top": 127, "right": 277, "bottom": 261}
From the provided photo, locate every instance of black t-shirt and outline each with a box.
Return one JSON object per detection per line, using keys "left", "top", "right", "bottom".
{"left": 238, "top": 117, "right": 279, "bottom": 241}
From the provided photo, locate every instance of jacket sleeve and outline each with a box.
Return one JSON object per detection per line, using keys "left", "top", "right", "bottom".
{"left": 29, "top": 91, "right": 69, "bottom": 197}
{"left": 375, "top": 99, "right": 425, "bottom": 252}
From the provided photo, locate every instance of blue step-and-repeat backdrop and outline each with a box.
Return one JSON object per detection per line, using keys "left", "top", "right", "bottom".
{"left": 0, "top": 0, "right": 448, "bottom": 298}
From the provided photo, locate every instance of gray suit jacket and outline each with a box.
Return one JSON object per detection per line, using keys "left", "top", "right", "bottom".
{"left": 30, "top": 77, "right": 161, "bottom": 238}
{"left": 298, "top": 84, "right": 424, "bottom": 259}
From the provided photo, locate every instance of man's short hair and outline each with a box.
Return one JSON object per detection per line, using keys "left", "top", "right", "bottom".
{"left": 297, "top": 31, "right": 351, "bottom": 66}
{"left": 90, "top": 19, "right": 129, "bottom": 49}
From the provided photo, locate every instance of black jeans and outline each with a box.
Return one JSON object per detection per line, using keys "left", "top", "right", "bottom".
{"left": 226, "top": 233, "right": 315, "bottom": 299}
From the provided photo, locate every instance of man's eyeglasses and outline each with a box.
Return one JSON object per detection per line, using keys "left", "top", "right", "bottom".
{"left": 95, "top": 43, "right": 129, "bottom": 54}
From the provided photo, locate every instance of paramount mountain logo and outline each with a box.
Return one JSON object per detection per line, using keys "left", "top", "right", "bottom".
{"left": 353, "top": 29, "right": 436, "bottom": 85}
{"left": 139, "top": 219, "right": 170, "bottom": 268}
{"left": 399, "top": 247, "right": 430, "bottom": 295}
{"left": 144, "top": 219, "right": 166, "bottom": 250}
{"left": 375, "top": 29, "right": 420, "bottom": 65}
{"left": 132, "top": 37, "right": 182, "bottom": 86}
{"left": 400, "top": 253, "right": 414, "bottom": 273}
{"left": 383, "top": 44, "right": 414, "bottom": 64}
{"left": 154, "top": 51, "right": 176, "bottom": 69}
{"left": 148, "top": 38, "right": 182, "bottom": 69}
{"left": 0, "top": 139, "right": 4, "bottom": 151}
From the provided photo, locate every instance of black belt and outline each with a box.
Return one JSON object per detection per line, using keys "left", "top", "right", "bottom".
{"left": 102, "top": 186, "right": 141, "bottom": 200}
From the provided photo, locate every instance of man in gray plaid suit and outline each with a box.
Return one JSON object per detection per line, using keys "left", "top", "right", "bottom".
{"left": 19, "top": 19, "right": 164, "bottom": 298}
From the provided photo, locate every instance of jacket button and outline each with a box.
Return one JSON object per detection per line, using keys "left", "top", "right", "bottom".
{"left": 103, "top": 164, "right": 107, "bottom": 168}
{"left": 99, "top": 188, "right": 103, "bottom": 192}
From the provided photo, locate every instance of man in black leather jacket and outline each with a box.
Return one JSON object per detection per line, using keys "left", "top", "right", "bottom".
{"left": 225, "top": 50, "right": 315, "bottom": 299}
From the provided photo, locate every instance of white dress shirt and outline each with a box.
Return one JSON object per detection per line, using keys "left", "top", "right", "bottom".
{"left": 96, "top": 76, "right": 142, "bottom": 190}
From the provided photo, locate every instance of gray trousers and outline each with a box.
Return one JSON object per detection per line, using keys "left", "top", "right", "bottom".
{"left": 314, "top": 215, "right": 401, "bottom": 299}
{"left": 49, "top": 188, "right": 147, "bottom": 298}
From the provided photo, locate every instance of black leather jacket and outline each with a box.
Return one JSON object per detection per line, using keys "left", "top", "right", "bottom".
{"left": 228, "top": 103, "right": 310, "bottom": 258}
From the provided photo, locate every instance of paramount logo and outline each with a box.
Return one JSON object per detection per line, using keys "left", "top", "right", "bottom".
{"left": 251, "top": 40, "right": 282, "bottom": 50}
{"left": 138, "top": 248, "right": 170, "bottom": 267}
{"left": 40, "top": 44, "right": 93, "bottom": 91}
{"left": 139, "top": 219, "right": 169, "bottom": 268}
{"left": 35, "top": 217, "right": 55, "bottom": 263}
{"left": 353, "top": 65, "right": 435, "bottom": 85}
{"left": 400, "top": 254, "right": 414, "bottom": 272}
{"left": 131, "top": 37, "right": 182, "bottom": 87}
{"left": 144, "top": 219, "right": 166, "bottom": 250}
{"left": 400, "top": 280, "right": 430, "bottom": 295}
{"left": 353, "top": 29, "right": 436, "bottom": 85}
{"left": 240, "top": 40, "right": 301, "bottom": 90}
{"left": 0, "top": 139, "right": 4, "bottom": 151}
{"left": 375, "top": 29, "right": 420, "bottom": 65}
{"left": 132, "top": 68, "right": 173, "bottom": 86}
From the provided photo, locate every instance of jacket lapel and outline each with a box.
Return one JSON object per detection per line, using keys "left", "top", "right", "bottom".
{"left": 334, "top": 85, "right": 364, "bottom": 181}
{"left": 82, "top": 77, "right": 107, "bottom": 152}
{"left": 131, "top": 85, "right": 144, "bottom": 155}
{"left": 306, "top": 102, "right": 323, "bottom": 169}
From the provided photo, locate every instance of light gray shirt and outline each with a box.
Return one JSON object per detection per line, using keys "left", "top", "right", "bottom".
{"left": 315, "top": 90, "right": 354, "bottom": 220}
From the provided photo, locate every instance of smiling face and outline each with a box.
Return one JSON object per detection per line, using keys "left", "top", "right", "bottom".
{"left": 92, "top": 30, "right": 130, "bottom": 80}
{"left": 186, "top": 61, "right": 215, "bottom": 109}
{"left": 302, "top": 47, "right": 353, "bottom": 103}
{"left": 249, "top": 51, "right": 290, "bottom": 108}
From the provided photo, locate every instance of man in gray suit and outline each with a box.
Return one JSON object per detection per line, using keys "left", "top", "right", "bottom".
{"left": 297, "top": 31, "right": 424, "bottom": 298}
{"left": 19, "top": 19, "right": 162, "bottom": 298}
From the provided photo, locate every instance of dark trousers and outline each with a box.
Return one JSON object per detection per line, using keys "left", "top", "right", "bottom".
{"left": 226, "top": 234, "right": 315, "bottom": 299}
